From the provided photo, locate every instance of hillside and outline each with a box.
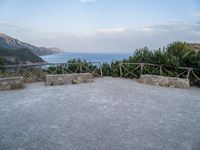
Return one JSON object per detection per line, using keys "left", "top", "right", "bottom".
{"left": 187, "top": 43, "right": 200, "bottom": 52}
{"left": 0, "top": 33, "right": 63, "bottom": 56}
{"left": 0, "top": 46, "right": 44, "bottom": 65}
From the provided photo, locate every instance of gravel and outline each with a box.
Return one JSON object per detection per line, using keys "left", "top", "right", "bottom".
{"left": 0, "top": 77, "right": 200, "bottom": 150}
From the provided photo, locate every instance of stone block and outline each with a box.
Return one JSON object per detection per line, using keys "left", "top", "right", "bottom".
{"left": 138, "top": 75, "right": 190, "bottom": 88}
{"left": 0, "top": 77, "right": 24, "bottom": 90}
{"left": 45, "top": 73, "right": 93, "bottom": 86}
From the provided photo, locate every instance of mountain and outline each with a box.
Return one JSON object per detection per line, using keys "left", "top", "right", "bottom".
{"left": 187, "top": 43, "right": 200, "bottom": 52}
{"left": 38, "top": 47, "right": 63, "bottom": 56}
{"left": 0, "top": 33, "right": 63, "bottom": 56}
{"left": 0, "top": 46, "right": 44, "bottom": 65}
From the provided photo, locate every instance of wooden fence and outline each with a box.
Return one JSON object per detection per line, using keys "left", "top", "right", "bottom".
{"left": 119, "top": 63, "right": 200, "bottom": 81}
{"left": 0, "top": 62, "right": 103, "bottom": 82}
{"left": 0, "top": 62, "right": 199, "bottom": 82}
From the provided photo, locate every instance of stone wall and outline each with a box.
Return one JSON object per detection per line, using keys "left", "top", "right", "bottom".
{"left": 45, "top": 73, "right": 93, "bottom": 86}
{"left": 138, "top": 75, "right": 190, "bottom": 88}
{"left": 0, "top": 77, "right": 24, "bottom": 90}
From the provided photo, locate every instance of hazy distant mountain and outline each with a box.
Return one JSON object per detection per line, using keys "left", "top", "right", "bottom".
{"left": 187, "top": 43, "right": 200, "bottom": 52}
{"left": 38, "top": 47, "right": 63, "bottom": 56}
{"left": 0, "top": 33, "right": 63, "bottom": 56}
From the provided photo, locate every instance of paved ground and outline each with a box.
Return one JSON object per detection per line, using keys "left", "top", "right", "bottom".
{"left": 0, "top": 77, "right": 200, "bottom": 150}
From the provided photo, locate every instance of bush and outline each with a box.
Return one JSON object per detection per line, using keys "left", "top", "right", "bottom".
{"left": 44, "top": 41, "right": 200, "bottom": 86}
{"left": 0, "top": 58, "right": 4, "bottom": 73}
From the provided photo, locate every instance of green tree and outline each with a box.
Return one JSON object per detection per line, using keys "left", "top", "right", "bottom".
{"left": 0, "top": 58, "right": 4, "bottom": 72}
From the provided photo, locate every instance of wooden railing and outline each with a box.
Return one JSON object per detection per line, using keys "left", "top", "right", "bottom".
{"left": 0, "top": 62, "right": 199, "bottom": 82}
{"left": 178, "top": 67, "right": 200, "bottom": 80}
{"left": 119, "top": 63, "right": 200, "bottom": 81}
{"left": 0, "top": 62, "right": 103, "bottom": 82}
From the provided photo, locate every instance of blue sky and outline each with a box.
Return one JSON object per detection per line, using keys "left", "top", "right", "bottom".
{"left": 0, "top": 0, "right": 200, "bottom": 52}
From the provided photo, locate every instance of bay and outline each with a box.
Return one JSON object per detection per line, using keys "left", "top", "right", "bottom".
{"left": 41, "top": 52, "right": 132, "bottom": 64}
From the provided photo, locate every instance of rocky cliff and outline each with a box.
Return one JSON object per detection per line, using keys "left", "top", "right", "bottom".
{"left": 0, "top": 33, "right": 63, "bottom": 56}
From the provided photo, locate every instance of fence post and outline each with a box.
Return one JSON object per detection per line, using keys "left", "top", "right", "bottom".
{"left": 140, "top": 63, "right": 144, "bottom": 76}
{"left": 100, "top": 65, "right": 103, "bottom": 77}
{"left": 80, "top": 64, "right": 83, "bottom": 73}
{"left": 40, "top": 65, "right": 43, "bottom": 80}
{"left": 119, "top": 63, "right": 122, "bottom": 77}
{"left": 66, "top": 64, "right": 69, "bottom": 73}
{"left": 61, "top": 65, "right": 64, "bottom": 74}
{"left": 187, "top": 68, "right": 191, "bottom": 79}
{"left": 159, "top": 65, "right": 162, "bottom": 75}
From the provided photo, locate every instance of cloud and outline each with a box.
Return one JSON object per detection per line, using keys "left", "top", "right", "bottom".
{"left": 0, "top": 23, "right": 27, "bottom": 30}
{"left": 80, "top": 0, "right": 96, "bottom": 3}
{"left": 96, "top": 28, "right": 125, "bottom": 34}
{"left": 42, "top": 21, "right": 200, "bottom": 52}
{"left": 1, "top": 21, "right": 200, "bottom": 53}
{"left": 190, "top": 12, "right": 200, "bottom": 17}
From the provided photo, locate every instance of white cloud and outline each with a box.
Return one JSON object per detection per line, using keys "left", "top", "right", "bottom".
{"left": 1, "top": 21, "right": 200, "bottom": 53}
{"left": 190, "top": 12, "right": 200, "bottom": 17}
{"left": 96, "top": 28, "right": 125, "bottom": 34}
{"left": 80, "top": 0, "right": 96, "bottom": 3}
{"left": 41, "top": 22, "right": 200, "bottom": 52}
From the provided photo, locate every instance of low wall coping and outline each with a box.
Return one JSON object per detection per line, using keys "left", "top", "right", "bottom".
{"left": 45, "top": 73, "right": 91, "bottom": 77}
{"left": 0, "top": 77, "right": 23, "bottom": 81}
{"left": 140, "top": 74, "right": 189, "bottom": 81}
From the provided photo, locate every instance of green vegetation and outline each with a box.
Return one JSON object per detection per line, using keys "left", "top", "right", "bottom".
{"left": 94, "top": 42, "right": 198, "bottom": 77}
{"left": 0, "top": 41, "right": 200, "bottom": 86}
{"left": 50, "top": 42, "right": 199, "bottom": 85}
{"left": 117, "top": 42, "right": 200, "bottom": 85}
{"left": 47, "top": 59, "right": 101, "bottom": 75}
{"left": 0, "top": 46, "right": 44, "bottom": 64}
{"left": 0, "top": 57, "right": 4, "bottom": 72}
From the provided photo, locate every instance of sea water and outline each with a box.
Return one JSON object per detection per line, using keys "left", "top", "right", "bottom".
{"left": 41, "top": 52, "right": 132, "bottom": 64}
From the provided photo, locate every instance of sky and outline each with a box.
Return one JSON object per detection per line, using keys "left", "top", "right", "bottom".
{"left": 0, "top": 0, "right": 200, "bottom": 53}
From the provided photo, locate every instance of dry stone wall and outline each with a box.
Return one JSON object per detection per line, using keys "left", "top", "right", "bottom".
{"left": 138, "top": 75, "right": 190, "bottom": 88}
{"left": 45, "top": 73, "right": 93, "bottom": 86}
{"left": 0, "top": 77, "right": 24, "bottom": 90}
